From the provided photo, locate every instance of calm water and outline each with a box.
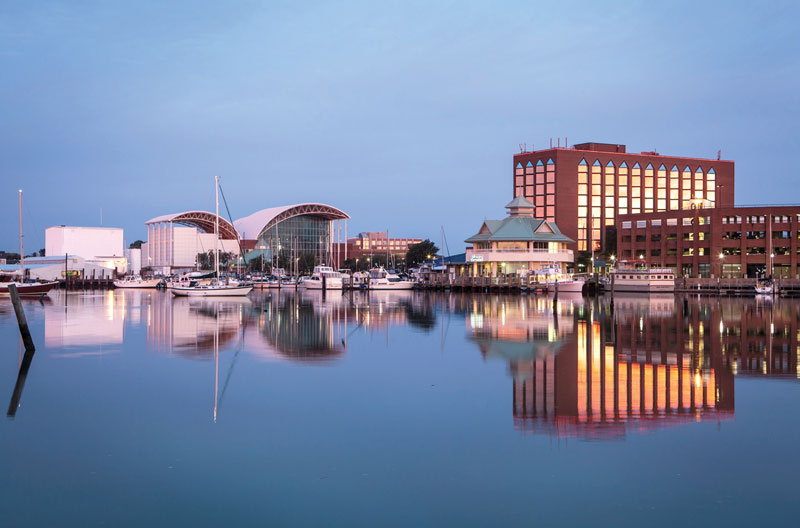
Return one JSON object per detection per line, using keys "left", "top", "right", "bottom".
{"left": 1, "top": 289, "right": 799, "bottom": 526}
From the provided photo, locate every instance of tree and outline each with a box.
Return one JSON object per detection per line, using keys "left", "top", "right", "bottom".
{"left": 405, "top": 239, "right": 439, "bottom": 267}
{"left": 38, "top": 248, "right": 45, "bottom": 257}
{"left": 576, "top": 251, "right": 592, "bottom": 273}
{"left": 129, "top": 240, "right": 144, "bottom": 249}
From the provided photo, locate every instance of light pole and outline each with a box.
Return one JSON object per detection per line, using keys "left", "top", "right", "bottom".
{"left": 355, "top": 258, "right": 359, "bottom": 271}
{"left": 770, "top": 252, "right": 775, "bottom": 278}
{"left": 719, "top": 252, "right": 724, "bottom": 278}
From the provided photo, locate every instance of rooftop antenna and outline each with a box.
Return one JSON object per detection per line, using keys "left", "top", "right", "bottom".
{"left": 717, "top": 149, "right": 722, "bottom": 160}
{"left": 550, "top": 138, "right": 553, "bottom": 148}
{"left": 519, "top": 143, "right": 523, "bottom": 153}
{"left": 524, "top": 142, "right": 527, "bottom": 152}
{"left": 565, "top": 136, "right": 568, "bottom": 148}
{"left": 557, "top": 138, "right": 561, "bottom": 148}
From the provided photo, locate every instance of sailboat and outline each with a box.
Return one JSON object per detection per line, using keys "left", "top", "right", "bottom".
{"left": 171, "top": 177, "right": 252, "bottom": 297}
{"left": 0, "top": 190, "right": 57, "bottom": 296}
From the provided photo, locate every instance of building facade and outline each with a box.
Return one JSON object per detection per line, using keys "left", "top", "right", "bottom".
{"left": 336, "top": 232, "right": 422, "bottom": 260}
{"left": 45, "top": 226, "right": 124, "bottom": 260}
{"left": 460, "top": 197, "right": 574, "bottom": 276}
{"left": 143, "top": 211, "right": 241, "bottom": 273}
{"left": 617, "top": 205, "right": 800, "bottom": 278}
{"left": 235, "top": 203, "right": 349, "bottom": 269}
{"left": 512, "top": 142, "right": 735, "bottom": 254}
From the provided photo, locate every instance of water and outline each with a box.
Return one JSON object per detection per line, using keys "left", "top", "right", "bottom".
{"left": 1, "top": 290, "right": 799, "bottom": 526}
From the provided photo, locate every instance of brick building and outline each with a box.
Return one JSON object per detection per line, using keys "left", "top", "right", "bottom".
{"left": 617, "top": 205, "right": 800, "bottom": 278}
{"left": 336, "top": 232, "right": 422, "bottom": 261}
{"left": 512, "top": 142, "right": 735, "bottom": 254}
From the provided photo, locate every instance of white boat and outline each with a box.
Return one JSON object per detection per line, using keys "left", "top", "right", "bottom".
{"left": 113, "top": 275, "right": 162, "bottom": 289}
{"left": 550, "top": 277, "right": 585, "bottom": 293}
{"left": 171, "top": 278, "right": 253, "bottom": 297}
{"left": 169, "top": 176, "right": 252, "bottom": 298}
{"left": 366, "top": 267, "right": 415, "bottom": 290}
{"left": 299, "top": 266, "right": 344, "bottom": 290}
{"left": 610, "top": 264, "right": 675, "bottom": 293}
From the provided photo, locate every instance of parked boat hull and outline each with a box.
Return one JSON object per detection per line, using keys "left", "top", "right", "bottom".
{"left": 170, "top": 286, "right": 253, "bottom": 297}
{"left": 113, "top": 279, "right": 162, "bottom": 288}
{"left": 0, "top": 281, "right": 58, "bottom": 296}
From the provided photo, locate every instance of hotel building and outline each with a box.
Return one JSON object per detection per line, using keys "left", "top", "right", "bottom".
{"left": 618, "top": 205, "right": 800, "bottom": 278}
{"left": 512, "top": 142, "right": 735, "bottom": 254}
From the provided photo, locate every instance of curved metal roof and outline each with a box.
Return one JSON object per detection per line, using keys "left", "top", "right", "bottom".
{"left": 234, "top": 203, "right": 349, "bottom": 241}
{"left": 144, "top": 211, "right": 238, "bottom": 240}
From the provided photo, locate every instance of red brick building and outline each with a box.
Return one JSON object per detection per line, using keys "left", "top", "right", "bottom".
{"left": 335, "top": 232, "right": 422, "bottom": 261}
{"left": 512, "top": 142, "right": 735, "bottom": 254}
{"left": 617, "top": 205, "right": 800, "bottom": 278}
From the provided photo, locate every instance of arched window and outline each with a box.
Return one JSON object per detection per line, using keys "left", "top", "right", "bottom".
{"left": 579, "top": 158, "right": 587, "bottom": 166}
{"left": 593, "top": 159, "right": 602, "bottom": 166}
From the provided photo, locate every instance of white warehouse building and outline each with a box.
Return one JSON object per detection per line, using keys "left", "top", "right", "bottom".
{"left": 143, "top": 211, "right": 241, "bottom": 274}
{"left": 45, "top": 226, "right": 127, "bottom": 275}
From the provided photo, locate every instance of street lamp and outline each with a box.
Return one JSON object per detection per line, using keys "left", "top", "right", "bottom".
{"left": 770, "top": 252, "right": 775, "bottom": 277}
{"left": 719, "top": 252, "right": 724, "bottom": 278}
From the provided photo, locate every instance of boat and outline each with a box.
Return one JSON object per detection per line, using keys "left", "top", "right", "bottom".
{"left": 550, "top": 277, "right": 586, "bottom": 293}
{"left": 168, "top": 176, "right": 252, "bottom": 298}
{"left": 164, "top": 271, "right": 215, "bottom": 289}
{"left": 171, "top": 278, "right": 253, "bottom": 297}
{"left": 299, "top": 265, "right": 344, "bottom": 290}
{"left": 267, "top": 268, "right": 288, "bottom": 288}
{"left": 755, "top": 280, "right": 773, "bottom": 295}
{"left": 113, "top": 275, "right": 162, "bottom": 288}
{"left": 0, "top": 281, "right": 58, "bottom": 296}
{"left": 534, "top": 264, "right": 585, "bottom": 293}
{"left": 609, "top": 262, "right": 675, "bottom": 293}
{"left": 0, "top": 189, "right": 58, "bottom": 297}
{"left": 365, "top": 267, "right": 415, "bottom": 290}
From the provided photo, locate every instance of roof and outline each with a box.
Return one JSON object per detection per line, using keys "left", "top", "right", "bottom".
{"left": 505, "top": 196, "right": 535, "bottom": 209}
{"left": 234, "top": 203, "right": 349, "bottom": 241}
{"left": 465, "top": 216, "right": 573, "bottom": 244}
{"left": 144, "top": 211, "right": 238, "bottom": 240}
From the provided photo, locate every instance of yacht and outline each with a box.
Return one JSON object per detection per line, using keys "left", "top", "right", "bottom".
{"left": 299, "top": 266, "right": 344, "bottom": 290}
{"left": 113, "top": 275, "right": 162, "bottom": 289}
{"left": 366, "top": 267, "right": 415, "bottom": 290}
{"left": 610, "top": 263, "right": 675, "bottom": 293}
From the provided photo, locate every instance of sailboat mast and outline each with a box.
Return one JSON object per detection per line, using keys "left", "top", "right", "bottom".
{"left": 19, "top": 189, "right": 24, "bottom": 279}
{"left": 215, "top": 176, "right": 220, "bottom": 279}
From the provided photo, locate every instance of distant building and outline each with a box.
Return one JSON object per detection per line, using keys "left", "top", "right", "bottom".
{"left": 2, "top": 255, "right": 118, "bottom": 281}
{"left": 45, "top": 226, "right": 126, "bottom": 275}
{"left": 235, "top": 203, "right": 349, "bottom": 269}
{"left": 144, "top": 203, "right": 350, "bottom": 274}
{"left": 143, "top": 211, "right": 241, "bottom": 273}
{"left": 457, "top": 196, "right": 574, "bottom": 277}
{"left": 512, "top": 142, "right": 735, "bottom": 254}
{"left": 618, "top": 205, "right": 800, "bottom": 278}
{"left": 336, "top": 232, "right": 423, "bottom": 261}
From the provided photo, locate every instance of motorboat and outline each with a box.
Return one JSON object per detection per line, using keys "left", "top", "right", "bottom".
{"left": 113, "top": 275, "right": 162, "bottom": 288}
{"left": 299, "top": 266, "right": 344, "bottom": 290}
{"left": 609, "top": 262, "right": 675, "bottom": 293}
{"left": 365, "top": 267, "right": 415, "bottom": 290}
{"left": 550, "top": 277, "right": 585, "bottom": 293}
{"left": 171, "top": 278, "right": 253, "bottom": 297}
{"left": 165, "top": 271, "right": 214, "bottom": 289}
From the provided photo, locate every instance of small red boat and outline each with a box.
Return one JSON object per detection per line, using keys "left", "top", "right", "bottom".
{"left": 0, "top": 281, "right": 58, "bottom": 296}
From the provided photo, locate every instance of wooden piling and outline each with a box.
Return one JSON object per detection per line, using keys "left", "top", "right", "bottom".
{"left": 8, "top": 284, "right": 36, "bottom": 352}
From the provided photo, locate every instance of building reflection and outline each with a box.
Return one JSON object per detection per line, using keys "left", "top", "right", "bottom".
{"left": 44, "top": 290, "right": 130, "bottom": 349}
{"left": 469, "top": 294, "right": 750, "bottom": 440}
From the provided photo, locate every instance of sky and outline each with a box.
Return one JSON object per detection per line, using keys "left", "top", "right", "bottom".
{"left": 2, "top": 0, "right": 799, "bottom": 254}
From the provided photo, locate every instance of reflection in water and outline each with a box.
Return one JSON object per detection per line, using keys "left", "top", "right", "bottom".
{"left": 18, "top": 289, "right": 800, "bottom": 438}
{"left": 469, "top": 294, "right": 800, "bottom": 440}
{"left": 7, "top": 347, "right": 36, "bottom": 418}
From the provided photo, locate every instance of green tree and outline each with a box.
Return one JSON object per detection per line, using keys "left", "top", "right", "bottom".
{"left": 405, "top": 239, "right": 439, "bottom": 267}
{"left": 129, "top": 240, "right": 144, "bottom": 249}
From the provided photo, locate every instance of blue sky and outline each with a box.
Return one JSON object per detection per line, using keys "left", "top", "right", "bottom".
{"left": 2, "top": 1, "right": 798, "bottom": 253}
